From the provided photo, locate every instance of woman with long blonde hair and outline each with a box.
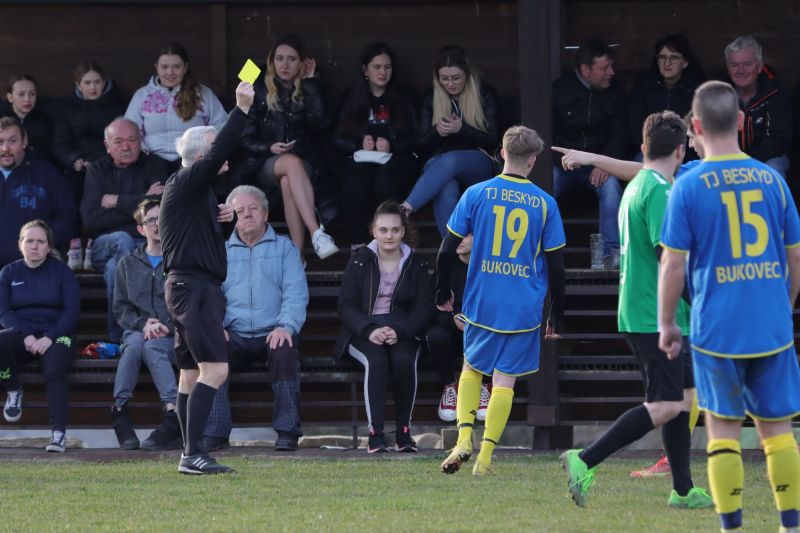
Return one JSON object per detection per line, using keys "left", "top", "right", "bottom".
{"left": 233, "top": 35, "right": 337, "bottom": 260}
{"left": 401, "top": 46, "right": 499, "bottom": 235}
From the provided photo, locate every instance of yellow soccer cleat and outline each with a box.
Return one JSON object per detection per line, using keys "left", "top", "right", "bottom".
{"left": 441, "top": 441, "right": 473, "bottom": 474}
{"left": 472, "top": 458, "right": 494, "bottom": 476}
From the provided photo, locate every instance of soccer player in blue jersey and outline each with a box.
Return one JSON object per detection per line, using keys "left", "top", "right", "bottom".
{"left": 437, "top": 125, "right": 566, "bottom": 476}
{"left": 660, "top": 80, "right": 800, "bottom": 533}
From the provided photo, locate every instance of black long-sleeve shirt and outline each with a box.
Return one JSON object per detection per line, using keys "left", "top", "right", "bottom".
{"left": 160, "top": 108, "right": 247, "bottom": 283}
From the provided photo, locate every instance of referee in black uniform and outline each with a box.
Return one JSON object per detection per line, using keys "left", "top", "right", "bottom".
{"left": 160, "top": 81, "right": 254, "bottom": 474}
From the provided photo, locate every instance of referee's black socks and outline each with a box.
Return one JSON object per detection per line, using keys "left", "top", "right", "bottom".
{"left": 580, "top": 404, "right": 655, "bottom": 469}
{"left": 186, "top": 383, "right": 218, "bottom": 456}
{"left": 663, "top": 411, "right": 693, "bottom": 496}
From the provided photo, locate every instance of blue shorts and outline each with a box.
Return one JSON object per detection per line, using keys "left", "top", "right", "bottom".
{"left": 463, "top": 323, "right": 540, "bottom": 377}
{"left": 692, "top": 347, "right": 800, "bottom": 421}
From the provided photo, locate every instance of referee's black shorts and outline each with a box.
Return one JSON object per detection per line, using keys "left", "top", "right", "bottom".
{"left": 165, "top": 272, "right": 228, "bottom": 369}
{"left": 624, "top": 333, "right": 694, "bottom": 403}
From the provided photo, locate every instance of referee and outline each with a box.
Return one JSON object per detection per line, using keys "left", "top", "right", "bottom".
{"left": 160, "top": 81, "right": 254, "bottom": 475}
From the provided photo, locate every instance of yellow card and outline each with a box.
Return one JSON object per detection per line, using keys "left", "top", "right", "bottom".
{"left": 238, "top": 59, "right": 261, "bottom": 84}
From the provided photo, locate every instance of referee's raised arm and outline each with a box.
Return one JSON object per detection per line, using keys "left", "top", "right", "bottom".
{"left": 175, "top": 81, "right": 255, "bottom": 189}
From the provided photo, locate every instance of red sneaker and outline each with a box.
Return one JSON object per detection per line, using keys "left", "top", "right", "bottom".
{"left": 476, "top": 384, "right": 491, "bottom": 421}
{"left": 630, "top": 455, "right": 671, "bottom": 478}
{"left": 438, "top": 383, "right": 457, "bottom": 422}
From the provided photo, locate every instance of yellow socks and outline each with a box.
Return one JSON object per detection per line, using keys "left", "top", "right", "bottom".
{"left": 688, "top": 392, "right": 700, "bottom": 433}
{"left": 456, "top": 367, "right": 482, "bottom": 445}
{"left": 708, "top": 438, "right": 744, "bottom": 531}
{"left": 764, "top": 433, "right": 800, "bottom": 530}
{"left": 476, "top": 386, "right": 514, "bottom": 466}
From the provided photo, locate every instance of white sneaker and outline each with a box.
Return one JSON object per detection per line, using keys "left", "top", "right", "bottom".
{"left": 46, "top": 430, "right": 66, "bottom": 453}
{"left": 67, "top": 239, "right": 83, "bottom": 271}
{"left": 83, "top": 239, "right": 94, "bottom": 272}
{"left": 3, "top": 386, "right": 22, "bottom": 422}
{"left": 438, "top": 383, "right": 457, "bottom": 422}
{"left": 476, "top": 384, "right": 491, "bottom": 421}
{"left": 312, "top": 227, "right": 338, "bottom": 259}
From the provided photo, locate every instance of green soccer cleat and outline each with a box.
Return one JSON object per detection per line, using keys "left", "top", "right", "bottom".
{"left": 667, "top": 487, "right": 714, "bottom": 509}
{"left": 441, "top": 441, "right": 473, "bottom": 475}
{"left": 560, "top": 449, "right": 596, "bottom": 507}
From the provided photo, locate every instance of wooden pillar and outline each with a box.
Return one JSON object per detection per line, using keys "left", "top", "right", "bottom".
{"left": 519, "top": 0, "right": 572, "bottom": 450}
{"left": 209, "top": 4, "right": 228, "bottom": 97}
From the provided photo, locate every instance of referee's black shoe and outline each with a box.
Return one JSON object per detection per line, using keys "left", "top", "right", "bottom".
{"left": 178, "top": 453, "right": 235, "bottom": 475}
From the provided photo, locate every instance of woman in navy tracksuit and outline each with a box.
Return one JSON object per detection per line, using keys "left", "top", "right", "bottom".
{"left": 0, "top": 220, "right": 79, "bottom": 453}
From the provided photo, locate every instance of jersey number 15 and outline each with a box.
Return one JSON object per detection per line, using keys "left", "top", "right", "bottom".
{"left": 721, "top": 190, "right": 768, "bottom": 259}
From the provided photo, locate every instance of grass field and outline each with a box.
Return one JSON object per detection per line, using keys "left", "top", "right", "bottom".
{"left": 0, "top": 452, "right": 781, "bottom": 532}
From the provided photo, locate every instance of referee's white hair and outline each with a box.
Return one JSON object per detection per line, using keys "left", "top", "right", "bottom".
{"left": 176, "top": 126, "right": 217, "bottom": 167}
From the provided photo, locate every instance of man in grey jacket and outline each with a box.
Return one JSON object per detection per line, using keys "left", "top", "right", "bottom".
{"left": 202, "top": 185, "right": 309, "bottom": 452}
{"left": 110, "top": 199, "right": 180, "bottom": 451}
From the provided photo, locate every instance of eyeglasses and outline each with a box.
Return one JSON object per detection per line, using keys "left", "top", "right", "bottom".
{"left": 140, "top": 217, "right": 159, "bottom": 227}
{"left": 656, "top": 54, "right": 684, "bottom": 64}
{"left": 438, "top": 74, "right": 465, "bottom": 84}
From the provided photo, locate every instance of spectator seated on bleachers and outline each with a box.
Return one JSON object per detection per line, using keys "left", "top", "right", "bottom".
{"left": 721, "top": 35, "right": 792, "bottom": 178}
{"left": 110, "top": 199, "right": 181, "bottom": 451}
{"left": 628, "top": 33, "right": 704, "bottom": 158}
{"left": 400, "top": 46, "right": 499, "bottom": 236}
{"left": 336, "top": 201, "right": 433, "bottom": 453}
{"left": 552, "top": 38, "right": 627, "bottom": 268}
{"left": 54, "top": 60, "right": 125, "bottom": 222}
{"left": 332, "top": 41, "right": 420, "bottom": 252}
{"left": 80, "top": 117, "right": 167, "bottom": 342}
{"left": 229, "top": 35, "right": 337, "bottom": 261}
{"left": 0, "top": 220, "right": 79, "bottom": 453}
{"left": 1, "top": 74, "right": 55, "bottom": 165}
{"left": 124, "top": 42, "right": 227, "bottom": 174}
{"left": 0, "top": 116, "right": 77, "bottom": 269}
{"left": 203, "top": 185, "right": 308, "bottom": 452}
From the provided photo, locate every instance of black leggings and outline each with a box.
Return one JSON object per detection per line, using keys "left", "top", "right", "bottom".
{"left": 347, "top": 336, "right": 420, "bottom": 433}
{"left": 0, "top": 329, "right": 74, "bottom": 432}
{"left": 339, "top": 154, "right": 419, "bottom": 245}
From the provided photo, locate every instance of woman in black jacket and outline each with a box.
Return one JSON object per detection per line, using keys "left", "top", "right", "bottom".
{"left": 400, "top": 46, "right": 499, "bottom": 236}
{"left": 628, "top": 33, "right": 704, "bottom": 156}
{"left": 332, "top": 42, "right": 419, "bottom": 250}
{"left": 234, "top": 35, "right": 337, "bottom": 260}
{"left": 336, "top": 201, "right": 433, "bottom": 453}
{"left": 53, "top": 61, "right": 124, "bottom": 208}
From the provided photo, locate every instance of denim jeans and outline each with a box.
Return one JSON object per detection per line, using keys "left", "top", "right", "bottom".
{"left": 91, "top": 232, "right": 143, "bottom": 342}
{"left": 404, "top": 150, "right": 495, "bottom": 235}
{"left": 114, "top": 330, "right": 177, "bottom": 408}
{"left": 204, "top": 330, "right": 302, "bottom": 439}
{"left": 553, "top": 165, "right": 622, "bottom": 255}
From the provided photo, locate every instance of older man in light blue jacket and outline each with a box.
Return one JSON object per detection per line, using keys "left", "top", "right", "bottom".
{"left": 203, "top": 185, "right": 308, "bottom": 452}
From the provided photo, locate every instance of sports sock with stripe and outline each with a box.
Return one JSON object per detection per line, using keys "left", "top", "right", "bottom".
{"left": 763, "top": 433, "right": 800, "bottom": 530}
{"left": 476, "top": 386, "right": 514, "bottom": 466}
{"left": 456, "top": 366, "right": 482, "bottom": 446}
{"left": 707, "top": 438, "right": 743, "bottom": 531}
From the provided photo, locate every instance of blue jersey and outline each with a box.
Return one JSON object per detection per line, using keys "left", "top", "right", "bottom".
{"left": 447, "top": 173, "right": 566, "bottom": 333}
{"left": 661, "top": 153, "right": 800, "bottom": 358}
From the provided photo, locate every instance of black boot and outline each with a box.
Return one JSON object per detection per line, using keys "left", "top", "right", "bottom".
{"left": 111, "top": 403, "right": 140, "bottom": 450}
{"left": 141, "top": 409, "right": 183, "bottom": 451}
